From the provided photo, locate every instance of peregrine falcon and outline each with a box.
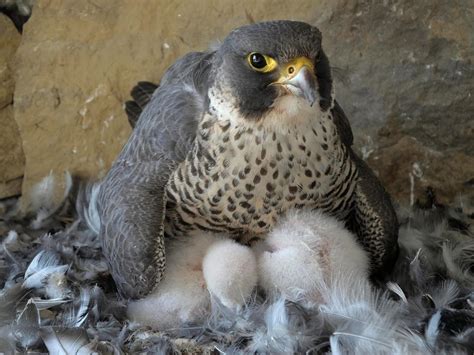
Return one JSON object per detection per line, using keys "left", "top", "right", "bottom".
{"left": 97, "top": 20, "right": 399, "bottom": 299}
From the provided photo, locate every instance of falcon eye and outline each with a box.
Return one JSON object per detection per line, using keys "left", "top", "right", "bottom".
{"left": 249, "top": 53, "right": 266, "bottom": 69}
{"left": 247, "top": 52, "right": 278, "bottom": 73}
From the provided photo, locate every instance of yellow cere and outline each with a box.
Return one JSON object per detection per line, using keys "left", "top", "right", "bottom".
{"left": 279, "top": 56, "right": 315, "bottom": 80}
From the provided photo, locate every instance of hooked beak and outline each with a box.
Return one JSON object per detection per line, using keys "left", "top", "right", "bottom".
{"left": 273, "top": 57, "right": 318, "bottom": 106}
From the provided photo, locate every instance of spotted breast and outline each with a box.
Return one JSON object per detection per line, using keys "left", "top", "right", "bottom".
{"left": 165, "top": 94, "right": 357, "bottom": 242}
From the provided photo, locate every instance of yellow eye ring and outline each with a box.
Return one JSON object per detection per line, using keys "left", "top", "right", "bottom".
{"left": 247, "top": 52, "right": 278, "bottom": 73}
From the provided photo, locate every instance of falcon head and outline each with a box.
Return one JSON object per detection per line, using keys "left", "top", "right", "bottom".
{"left": 212, "top": 20, "right": 333, "bottom": 119}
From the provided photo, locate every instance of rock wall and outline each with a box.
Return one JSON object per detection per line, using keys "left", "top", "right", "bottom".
{"left": 321, "top": 0, "right": 474, "bottom": 205}
{"left": 0, "top": 14, "right": 24, "bottom": 199}
{"left": 6, "top": 0, "right": 474, "bottom": 208}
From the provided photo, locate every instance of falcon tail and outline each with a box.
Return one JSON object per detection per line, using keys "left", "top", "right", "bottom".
{"left": 76, "top": 182, "right": 102, "bottom": 235}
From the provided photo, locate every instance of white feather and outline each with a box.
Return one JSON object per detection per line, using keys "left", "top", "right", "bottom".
{"left": 79, "top": 182, "right": 102, "bottom": 235}
{"left": 330, "top": 334, "right": 343, "bottom": 355}
{"left": 203, "top": 239, "right": 257, "bottom": 310}
{"left": 28, "top": 171, "right": 56, "bottom": 213}
{"left": 248, "top": 298, "right": 319, "bottom": 353}
{"left": 398, "top": 227, "right": 426, "bottom": 255}
{"left": 24, "top": 250, "right": 62, "bottom": 279}
{"left": 4, "top": 230, "right": 18, "bottom": 245}
{"left": 40, "top": 327, "right": 91, "bottom": 355}
{"left": 250, "top": 299, "right": 294, "bottom": 353}
{"left": 23, "top": 251, "right": 69, "bottom": 293}
{"left": 256, "top": 209, "right": 369, "bottom": 305}
{"left": 318, "top": 273, "right": 412, "bottom": 354}
{"left": 332, "top": 331, "right": 392, "bottom": 349}
{"left": 391, "top": 330, "right": 431, "bottom": 355}
{"left": 386, "top": 282, "right": 408, "bottom": 303}
{"left": 127, "top": 231, "right": 223, "bottom": 330}
{"left": 425, "top": 310, "right": 441, "bottom": 348}
{"left": 442, "top": 242, "right": 474, "bottom": 288}
{"left": 45, "top": 271, "right": 70, "bottom": 299}
{"left": 30, "top": 297, "right": 70, "bottom": 310}
{"left": 30, "top": 171, "right": 73, "bottom": 229}
{"left": 22, "top": 265, "right": 68, "bottom": 290}
{"left": 2, "top": 230, "right": 24, "bottom": 253}
{"left": 63, "top": 288, "right": 90, "bottom": 328}
{"left": 430, "top": 279, "right": 460, "bottom": 308}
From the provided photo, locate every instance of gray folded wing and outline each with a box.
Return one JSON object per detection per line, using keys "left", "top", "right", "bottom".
{"left": 332, "top": 100, "right": 399, "bottom": 276}
{"left": 98, "top": 52, "right": 213, "bottom": 299}
{"left": 350, "top": 151, "right": 399, "bottom": 277}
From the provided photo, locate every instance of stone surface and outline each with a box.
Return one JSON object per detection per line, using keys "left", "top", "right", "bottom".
{"left": 318, "top": 0, "right": 474, "bottom": 204}
{"left": 0, "top": 14, "right": 20, "bottom": 108}
{"left": 321, "top": 1, "right": 473, "bottom": 154}
{"left": 0, "top": 14, "right": 24, "bottom": 198}
{"left": 367, "top": 130, "right": 474, "bottom": 206}
{"left": 12, "top": 0, "right": 473, "bottom": 208}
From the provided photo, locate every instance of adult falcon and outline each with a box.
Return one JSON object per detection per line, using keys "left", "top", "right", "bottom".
{"left": 96, "top": 20, "right": 399, "bottom": 299}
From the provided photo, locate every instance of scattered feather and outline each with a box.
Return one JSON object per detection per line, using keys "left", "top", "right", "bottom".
{"left": 24, "top": 250, "right": 62, "bottom": 280}
{"left": 62, "top": 288, "right": 91, "bottom": 328}
{"left": 40, "top": 326, "right": 90, "bottom": 355}
{"left": 0, "top": 187, "right": 472, "bottom": 353}
{"left": 22, "top": 250, "right": 68, "bottom": 293}
{"left": 425, "top": 310, "right": 441, "bottom": 349}
{"left": 386, "top": 282, "right": 408, "bottom": 303}
{"left": 2, "top": 230, "right": 22, "bottom": 252}
{"left": 13, "top": 300, "right": 41, "bottom": 349}
{"left": 30, "top": 171, "right": 73, "bottom": 229}
{"left": 28, "top": 171, "right": 56, "bottom": 214}
{"left": 44, "top": 270, "right": 70, "bottom": 299}
{"left": 31, "top": 297, "right": 70, "bottom": 310}
{"left": 442, "top": 242, "right": 474, "bottom": 288}
{"left": 0, "top": 283, "right": 26, "bottom": 326}
{"left": 431, "top": 280, "right": 460, "bottom": 308}
{"left": 76, "top": 182, "right": 101, "bottom": 235}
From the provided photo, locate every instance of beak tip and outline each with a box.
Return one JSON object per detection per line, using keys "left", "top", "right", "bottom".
{"left": 283, "top": 66, "right": 318, "bottom": 107}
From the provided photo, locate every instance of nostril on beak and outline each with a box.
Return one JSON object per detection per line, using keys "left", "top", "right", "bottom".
{"left": 288, "top": 66, "right": 295, "bottom": 74}
{"left": 285, "top": 66, "right": 318, "bottom": 106}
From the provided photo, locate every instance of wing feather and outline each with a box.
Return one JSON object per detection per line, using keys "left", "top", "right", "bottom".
{"left": 125, "top": 81, "right": 159, "bottom": 128}
{"left": 98, "top": 51, "right": 213, "bottom": 299}
{"left": 131, "top": 81, "right": 159, "bottom": 108}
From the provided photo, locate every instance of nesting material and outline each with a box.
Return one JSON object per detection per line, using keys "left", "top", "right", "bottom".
{"left": 129, "top": 209, "right": 368, "bottom": 329}
{"left": 0, "top": 182, "right": 473, "bottom": 353}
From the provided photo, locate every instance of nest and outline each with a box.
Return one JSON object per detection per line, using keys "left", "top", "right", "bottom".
{"left": 0, "top": 185, "right": 473, "bottom": 354}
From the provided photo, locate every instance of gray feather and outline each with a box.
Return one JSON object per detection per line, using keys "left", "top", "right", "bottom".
{"left": 40, "top": 327, "right": 91, "bottom": 355}
{"left": 0, "top": 283, "right": 26, "bottom": 326}
{"left": 124, "top": 81, "right": 158, "bottom": 128}
{"left": 14, "top": 300, "right": 41, "bottom": 349}
{"left": 98, "top": 51, "right": 214, "bottom": 299}
{"left": 350, "top": 151, "right": 399, "bottom": 277}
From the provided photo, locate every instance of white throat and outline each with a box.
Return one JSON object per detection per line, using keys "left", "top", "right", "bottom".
{"left": 207, "top": 85, "right": 330, "bottom": 136}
